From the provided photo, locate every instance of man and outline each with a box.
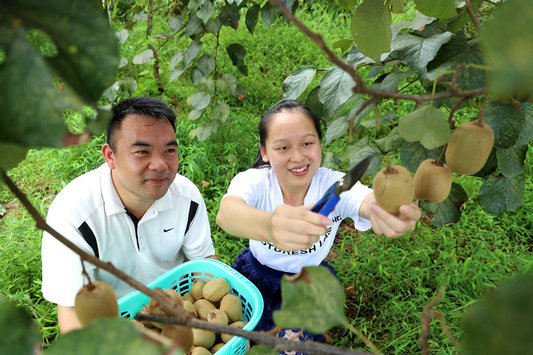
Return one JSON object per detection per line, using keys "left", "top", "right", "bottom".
{"left": 41, "top": 96, "right": 217, "bottom": 334}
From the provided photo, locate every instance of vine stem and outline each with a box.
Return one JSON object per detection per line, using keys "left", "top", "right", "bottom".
{"left": 344, "top": 321, "right": 383, "bottom": 355}
{"left": 0, "top": 170, "right": 371, "bottom": 355}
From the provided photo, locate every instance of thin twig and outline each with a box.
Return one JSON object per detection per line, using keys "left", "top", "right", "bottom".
{"left": 465, "top": 0, "right": 481, "bottom": 32}
{"left": 147, "top": 0, "right": 154, "bottom": 37}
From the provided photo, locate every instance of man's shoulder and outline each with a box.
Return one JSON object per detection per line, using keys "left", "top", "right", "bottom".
{"left": 168, "top": 174, "right": 203, "bottom": 202}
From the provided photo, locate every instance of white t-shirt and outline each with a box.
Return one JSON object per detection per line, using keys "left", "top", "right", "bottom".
{"left": 41, "top": 164, "right": 215, "bottom": 306}
{"left": 223, "top": 167, "right": 372, "bottom": 273}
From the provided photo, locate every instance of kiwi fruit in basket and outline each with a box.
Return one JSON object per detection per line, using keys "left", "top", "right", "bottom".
{"left": 137, "top": 276, "right": 247, "bottom": 354}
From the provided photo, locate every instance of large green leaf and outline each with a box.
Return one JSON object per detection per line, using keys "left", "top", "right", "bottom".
{"left": 44, "top": 318, "right": 174, "bottom": 354}
{"left": 462, "top": 272, "right": 533, "bottom": 355}
{"left": 478, "top": 174, "right": 525, "bottom": 215}
{"left": 305, "top": 87, "right": 327, "bottom": 122}
{"left": 419, "top": 182, "right": 467, "bottom": 226}
{"left": 0, "top": 294, "right": 40, "bottom": 355}
{"left": 400, "top": 141, "right": 441, "bottom": 173}
{"left": 318, "top": 67, "right": 356, "bottom": 114}
{"left": 348, "top": 146, "right": 382, "bottom": 176}
{"left": 426, "top": 38, "right": 485, "bottom": 91}
{"left": 483, "top": 100, "right": 524, "bottom": 149}
{"left": 515, "top": 102, "right": 533, "bottom": 146}
{"left": 282, "top": 66, "right": 316, "bottom": 100}
{"left": 273, "top": 266, "right": 347, "bottom": 334}
{"left": 226, "top": 43, "right": 248, "bottom": 76}
{"left": 497, "top": 145, "right": 527, "bottom": 178}
{"left": 414, "top": 0, "right": 456, "bottom": 19}
{"left": 480, "top": 0, "right": 533, "bottom": 96}
{"left": 187, "top": 92, "right": 210, "bottom": 111}
{"left": 346, "top": 45, "right": 373, "bottom": 67}
{"left": 245, "top": 4, "right": 260, "bottom": 34}
{"left": 376, "top": 127, "right": 404, "bottom": 153}
{"left": 398, "top": 104, "right": 451, "bottom": 150}
{"left": 196, "top": 0, "right": 215, "bottom": 24}
{"left": 351, "top": 0, "right": 391, "bottom": 61}
{"left": 391, "top": 31, "right": 452, "bottom": 76}
{"left": 325, "top": 116, "right": 349, "bottom": 145}
{"left": 219, "top": 3, "right": 240, "bottom": 29}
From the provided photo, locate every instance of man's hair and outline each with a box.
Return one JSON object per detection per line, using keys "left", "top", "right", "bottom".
{"left": 106, "top": 96, "right": 177, "bottom": 151}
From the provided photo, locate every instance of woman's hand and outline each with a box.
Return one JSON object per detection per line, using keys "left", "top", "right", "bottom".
{"left": 266, "top": 205, "right": 332, "bottom": 251}
{"left": 369, "top": 202, "right": 421, "bottom": 238}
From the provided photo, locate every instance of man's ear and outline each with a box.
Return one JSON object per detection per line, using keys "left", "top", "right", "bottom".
{"left": 101, "top": 144, "right": 116, "bottom": 169}
{"left": 259, "top": 144, "right": 269, "bottom": 163}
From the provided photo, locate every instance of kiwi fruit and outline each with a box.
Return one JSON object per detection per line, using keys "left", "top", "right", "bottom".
{"left": 74, "top": 280, "right": 119, "bottom": 327}
{"left": 210, "top": 343, "right": 225, "bottom": 353}
{"left": 445, "top": 121, "right": 494, "bottom": 175}
{"left": 413, "top": 159, "right": 452, "bottom": 202}
{"left": 182, "top": 300, "right": 198, "bottom": 317}
{"left": 161, "top": 324, "right": 194, "bottom": 351}
{"left": 182, "top": 291, "right": 196, "bottom": 304}
{"left": 202, "top": 278, "right": 230, "bottom": 303}
{"left": 221, "top": 320, "right": 246, "bottom": 343}
{"left": 372, "top": 164, "right": 414, "bottom": 213}
{"left": 191, "top": 280, "right": 207, "bottom": 300}
{"left": 206, "top": 309, "right": 229, "bottom": 325}
{"left": 192, "top": 328, "right": 216, "bottom": 349}
{"left": 190, "top": 347, "right": 212, "bottom": 355}
{"left": 219, "top": 294, "right": 242, "bottom": 323}
{"left": 194, "top": 299, "right": 217, "bottom": 320}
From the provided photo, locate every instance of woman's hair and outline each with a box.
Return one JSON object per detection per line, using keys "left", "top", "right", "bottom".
{"left": 251, "top": 99, "right": 323, "bottom": 168}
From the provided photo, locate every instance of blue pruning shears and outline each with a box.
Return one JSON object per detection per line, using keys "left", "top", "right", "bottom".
{"left": 311, "top": 157, "right": 371, "bottom": 216}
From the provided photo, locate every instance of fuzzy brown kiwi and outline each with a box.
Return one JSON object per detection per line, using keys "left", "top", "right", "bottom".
{"left": 161, "top": 324, "right": 194, "bottom": 352}
{"left": 190, "top": 280, "right": 207, "bottom": 300}
{"left": 194, "top": 299, "right": 217, "bottom": 320}
{"left": 192, "top": 328, "right": 216, "bottom": 349}
{"left": 445, "top": 121, "right": 494, "bottom": 175}
{"left": 413, "top": 159, "right": 452, "bottom": 202}
{"left": 372, "top": 164, "right": 414, "bottom": 213}
{"left": 74, "top": 280, "right": 119, "bottom": 327}
{"left": 219, "top": 294, "right": 243, "bottom": 323}
{"left": 202, "top": 278, "right": 230, "bottom": 303}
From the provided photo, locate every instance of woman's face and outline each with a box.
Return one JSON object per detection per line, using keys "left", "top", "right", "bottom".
{"left": 260, "top": 109, "right": 322, "bottom": 196}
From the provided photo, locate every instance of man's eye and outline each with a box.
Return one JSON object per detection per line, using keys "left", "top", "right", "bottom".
{"left": 166, "top": 148, "right": 177, "bottom": 153}
{"left": 135, "top": 150, "right": 148, "bottom": 155}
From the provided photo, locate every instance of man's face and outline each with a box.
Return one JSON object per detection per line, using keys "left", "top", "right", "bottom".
{"left": 102, "top": 114, "right": 179, "bottom": 215}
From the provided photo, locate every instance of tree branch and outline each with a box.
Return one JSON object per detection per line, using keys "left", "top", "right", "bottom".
{"left": 465, "top": 0, "right": 481, "bottom": 32}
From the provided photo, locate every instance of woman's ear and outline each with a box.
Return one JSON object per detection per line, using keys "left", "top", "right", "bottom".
{"left": 259, "top": 144, "right": 269, "bottom": 163}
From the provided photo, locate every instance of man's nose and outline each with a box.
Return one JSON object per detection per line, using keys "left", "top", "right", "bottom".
{"left": 149, "top": 153, "right": 167, "bottom": 170}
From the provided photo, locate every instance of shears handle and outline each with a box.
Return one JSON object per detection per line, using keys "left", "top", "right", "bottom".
{"left": 311, "top": 181, "right": 340, "bottom": 217}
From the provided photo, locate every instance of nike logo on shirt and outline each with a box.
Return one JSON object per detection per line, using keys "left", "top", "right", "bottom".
{"left": 163, "top": 228, "right": 174, "bottom": 232}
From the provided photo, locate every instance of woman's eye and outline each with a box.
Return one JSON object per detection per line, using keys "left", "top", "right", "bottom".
{"left": 278, "top": 146, "right": 288, "bottom": 151}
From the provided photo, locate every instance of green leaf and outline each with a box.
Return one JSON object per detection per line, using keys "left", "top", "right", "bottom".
{"left": 483, "top": 100, "right": 524, "bottom": 149}
{"left": 169, "top": 15, "right": 185, "bottom": 32}
{"left": 346, "top": 45, "right": 373, "bottom": 67}
{"left": 184, "top": 14, "right": 203, "bottom": 37}
{"left": 419, "top": 182, "right": 467, "bottom": 226}
{"left": 478, "top": 174, "right": 525, "bottom": 215}
{"left": 390, "top": 0, "right": 405, "bottom": 13}
{"left": 205, "top": 17, "right": 222, "bottom": 34}
{"left": 398, "top": 104, "right": 451, "bottom": 149}
{"left": 341, "top": 137, "right": 370, "bottom": 161}
{"left": 261, "top": 3, "right": 279, "bottom": 27}
{"left": 183, "top": 40, "right": 203, "bottom": 67}
{"left": 462, "top": 272, "right": 533, "bottom": 355}
{"left": 132, "top": 49, "right": 153, "bottom": 64}
{"left": 273, "top": 266, "right": 347, "bottom": 333}
{"left": 516, "top": 102, "right": 533, "bottom": 146}
{"left": 480, "top": 0, "right": 533, "bottom": 96}
{"left": 219, "top": 4, "right": 240, "bottom": 29}
{"left": 391, "top": 31, "right": 452, "bottom": 76}
{"left": 497, "top": 145, "right": 527, "bottom": 178}
{"left": 187, "top": 92, "right": 210, "bottom": 111}
{"left": 361, "top": 111, "right": 396, "bottom": 128}
{"left": 282, "top": 66, "right": 316, "bottom": 100}
{"left": 212, "top": 102, "right": 230, "bottom": 122}
{"left": 246, "top": 5, "right": 260, "bottom": 34}
{"left": 248, "top": 345, "right": 278, "bottom": 355}
{"left": 376, "top": 127, "right": 404, "bottom": 153}
{"left": 197, "top": 77, "right": 215, "bottom": 94}
{"left": 197, "top": 54, "right": 216, "bottom": 76}
{"left": 318, "top": 67, "right": 356, "bottom": 114}
{"left": 351, "top": 0, "right": 392, "bottom": 61}
{"left": 226, "top": 43, "right": 248, "bottom": 76}
{"left": 188, "top": 109, "right": 204, "bottom": 121}
{"left": 414, "top": 0, "right": 456, "bottom": 19}
{"left": 119, "top": 77, "right": 138, "bottom": 95}
{"left": 0, "top": 294, "right": 40, "bottom": 354}
{"left": 323, "top": 151, "right": 340, "bottom": 170}
{"left": 189, "top": 123, "right": 214, "bottom": 141}
{"left": 325, "top": 116, "right": 349, "bottom": 145}
{"left": 333, "top": 39, "right": 354, "bottom": 54}
{"left": 373, "top": 71, "right": 413, "bottom": 92}
{"left": 216, "top": 73, "right": 237, "bottom": 95}
{"left": 426, "top": 38, "right": 485, "bottom": 91}
{"left": 400, "top": 141, "right": 441, "bottom": 173}
{"left": 348, "top": 146, "right": 382, "bottom": 176}
{"left": 446, "top": 0, "right": 483, "bottom": 33}
{"left": 196, "top": 0, "right": 215, "bottom": 23}
{"left": 305, "top": 87, "right": 328, "bottom": 122}
{"left": 44, "top": 318, "right": 173, "bottom": 354}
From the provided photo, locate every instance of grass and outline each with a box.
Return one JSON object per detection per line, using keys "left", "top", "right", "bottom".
{"left": 1, "top": 2, "right": 533, "bottom": 353}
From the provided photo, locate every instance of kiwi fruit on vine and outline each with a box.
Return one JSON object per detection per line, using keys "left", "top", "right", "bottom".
{"left": 413, "top": 159, "right": 452, "bottom": 202}
{"left": 372, "top": 164, "right": 414, "bottom": 213}
{"left": 219, "top": 294, "right": 243, "bottom": 323}
{"left": 202, "top": 278, "right": 230, "bottom": 302}
{"left": 445, "top": 121, "right": 494, "bottom": 175}
{"left": 161, "top": 324, "right": 194, "bottom": 351}
{"left": 74, "top": 280, "right": 119, "bottom": 327}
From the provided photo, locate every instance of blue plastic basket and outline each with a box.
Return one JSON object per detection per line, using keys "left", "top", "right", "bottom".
{"left": 117, "top": 258, "right": 263, "bottom": 354}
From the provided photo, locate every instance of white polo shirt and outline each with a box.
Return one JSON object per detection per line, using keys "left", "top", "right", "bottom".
{"left": 223, "top": 167, "right": 372, "bottom": 273}
{"left": 41, "top": 164, "right": 215, "bottom": 306}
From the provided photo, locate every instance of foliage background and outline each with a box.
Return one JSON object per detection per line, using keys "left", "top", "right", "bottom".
{"left": 0, "top": 0, "right": 532, "bottom": 353}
